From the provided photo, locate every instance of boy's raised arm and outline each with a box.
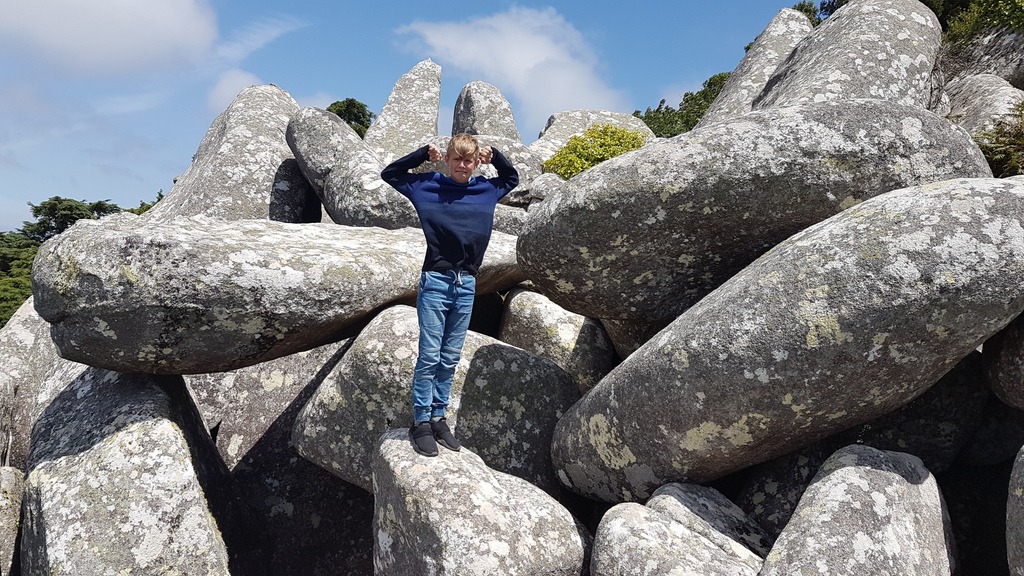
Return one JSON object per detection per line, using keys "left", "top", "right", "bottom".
{"left": 487, "top": 147, "right": 519, "bottom": 193}
{"left": 381, "top": 145, "right": 431, "bottom": 188}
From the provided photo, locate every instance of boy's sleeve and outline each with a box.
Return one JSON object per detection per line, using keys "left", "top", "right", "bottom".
{"left": 489, "top": 148, "right": 519, "bottom": 198}
{"left": 381, "top": 146, "right": 431, "bottom": 196}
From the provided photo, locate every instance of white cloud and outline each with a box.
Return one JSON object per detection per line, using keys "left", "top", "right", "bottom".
{"left": 0, "top": 0, "right": 218, "bottom": 77}
{"left": 207, "top": 69, "right": 262, "bottom": 113}
{"left": 397, "top": 6, "right": 629, "bottom": 136}
{"left": 215, "top": 15, "right": 307, "bottom": 64}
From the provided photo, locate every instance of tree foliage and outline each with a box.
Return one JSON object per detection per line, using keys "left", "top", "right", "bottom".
{"left": 792, "top": 1, "right": 824, "bottom": 25}
{"left": 327, "top": 98, "right": 377, "bottom": 138}
{"left": 21, "top": 197, "right": 122, "bottom": 243}
{"left": 633, "top": 72, "right": 731, "bottom": 138}
{"left": 542, "top": 124, "right": 648, "bottom": 180}
{"left": 947, "top": 0, "right": 1024, "bottom": 41}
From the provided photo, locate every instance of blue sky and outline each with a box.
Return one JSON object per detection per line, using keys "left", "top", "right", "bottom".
{"left": 0, "top": 0, "right": 801, "bottom": 232}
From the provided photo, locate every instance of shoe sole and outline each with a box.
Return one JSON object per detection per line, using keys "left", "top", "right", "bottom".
{"left": 437, "top": 440, "right": 460, "bottom": 452}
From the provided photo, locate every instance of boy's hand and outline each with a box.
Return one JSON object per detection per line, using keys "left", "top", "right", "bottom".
{"left": 427, "top": 144, "right": 442, "bottom": 162}
{"left": 478, "top": 146, "right": 493, "bottom": 165}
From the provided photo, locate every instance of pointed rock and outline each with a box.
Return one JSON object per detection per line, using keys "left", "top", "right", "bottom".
{"left": 518, "top": 99, "right": 991, "bottom": 342}
{"left": 453, "top": 80, "right": 521, "bottom": 141}
{"left": 372, "top": 429, "right": 588, "bottom": 576}
{"left": 286, "top": 106, "right": 366, "bottom": 194}
{"left": 365, "top": 59, "right": 441, "bottom": 163}
{"left": 292, "top": 305, "right": 580, "bottom": 494}
{"left": 32, "top": 214, "right": 525, "bottom": 374}
{"left": 753, "top": 0, "right": 942, "bottom": 109}
{"left": 697, "top": 8, "right": 812, "bottom": 128}
{"left": 552, "top": 178, "right": 1024, "bottom": 502}
{"left": 145, "top": 84, "right": 319, "bottom": 223}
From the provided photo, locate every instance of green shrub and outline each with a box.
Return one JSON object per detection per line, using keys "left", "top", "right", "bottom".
{"left": 975, "top": 100, "right": 1024, "bottom": 177}
{"left": 542, "top": 124, "right": 648, "bottom": 179}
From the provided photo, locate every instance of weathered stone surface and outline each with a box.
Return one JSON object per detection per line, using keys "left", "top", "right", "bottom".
{"left": 647, "top": 483, "right": 771, "bottom": 558}
{"left": 518, "top": 100, "right": 992, "bottom": 338}
{"left": 983, "top": 312, "right": 1024, "bottom": 410}
{"left": 946, "top": 73, "right": 1024, "bottom": 136}
{"left": 1010, "top": 445, "right": 1024, "bottom": 575}
{"left": 697, "top": 8, "right": 812, "bottom": 128}
{"left": 528, "top": 109, "right": 654, "bottom": 163}
{"left": 365, "top": 59, "right": 441, "bottom": 163}
{"left": 943, "top": 26, "right": 1024, "bottom": 89}
{"left": 21, "top": 369, "right": 262, "bottom": 575}
{"left": 760, "top": 445, "right": 954, "bottom": 575}
{"left": 753, "top": 0, "right": 941, "bottom": 110}
{"left": 372, "top": 429, "right": 588, "bottom": 576}
{"left": 32, "top": 214, "right": 525, "bottom": 374}
{"left": 144, "top": 84, "right": 318, "bottom": 223}
{"left": 286, "top": 106, "right": 367, "bottom": 194}
{"left": 497, "top": 288, "right": 617, "bottom": 392}
{"left": 551, "top": 178, "right": 1024, "bottom": 502}
{"left": 0, "top": 298, "right": 87, "bottom": 470}
{"left": 591, "top": 491, "right": 763, "bottom": 576}
{"left": 453, "top": 80, "right": 521, "bottom": 141}
{"left": 292, "top": 304, "right": 579, "bottom": 494}
{"left": 738, "top": 351, "right": 987, "bottom": 540}
{"left": 504, "top": 171, "right": 563, "bottom": 209}
{"left": 0, "top": 467, "right": 22, "bottom": 576}
{"left": 736, "top": 443, "right": 835, "bottom": 543}
{"left": 188, "top": 343, "right": 375, "bottom": 575}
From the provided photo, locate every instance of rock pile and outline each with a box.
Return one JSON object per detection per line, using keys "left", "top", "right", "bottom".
{"left": 5, "top": 0, "right": 1024, "bottom": 574}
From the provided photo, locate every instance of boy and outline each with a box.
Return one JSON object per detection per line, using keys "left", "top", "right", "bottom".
{"left": 381, "top": 133, "right": 519, "bottom": 456}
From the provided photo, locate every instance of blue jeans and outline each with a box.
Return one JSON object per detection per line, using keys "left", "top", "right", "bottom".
{"left": 412, "top": 270, "right": 475, "bottom": 423}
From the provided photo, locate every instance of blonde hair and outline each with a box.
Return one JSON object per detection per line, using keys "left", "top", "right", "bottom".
{"left": 446, "top": 133, "right": 480, "bottom": 160}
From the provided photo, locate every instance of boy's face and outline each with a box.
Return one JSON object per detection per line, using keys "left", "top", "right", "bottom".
{"left": 445, "top": 152, "right": 480, "bottom": 184}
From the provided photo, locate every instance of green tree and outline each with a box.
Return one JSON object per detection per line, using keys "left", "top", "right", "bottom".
{"left": 123, "top": 190, "right": 164, "bottom": 215}
{"left": 327, "top": 98, "right": 377, "bottom": 138}
{"left": 792, "top": 1, "right": 824, "bottom": 25}
{"left": 634, "top": 72, "right": 731, "bottom": 138}
{"left": 0, "top": 232, "right": 36, "bottom": 326}
{"left": 20, "top": 197, "right": 122, "bottom": 243}
{"left": 542, "top": 124, "right": 648, "bottom": 179}
{"left": 947, "top": 0, "right": 1024, "bottom": 41}
{"left": 633, "top": 99, "right": 687, "bottom": 138}
{"left": 677, "top": 73, "right": 731, "bottom": 132}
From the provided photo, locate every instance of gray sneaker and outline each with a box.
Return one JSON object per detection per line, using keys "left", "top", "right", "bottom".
{"left": 431, "top": 418, "right": 461, "bottom": 451}
{"left": 410, "top": 421, "right": 438, "bottom": 456}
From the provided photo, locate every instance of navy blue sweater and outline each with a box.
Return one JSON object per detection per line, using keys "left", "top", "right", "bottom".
{"left": 381, "top": 146, "right": 519, "bottom": 275}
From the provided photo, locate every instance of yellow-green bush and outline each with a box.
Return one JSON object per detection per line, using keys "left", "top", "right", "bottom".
{"left": 975, "top": 101, "right": 1024, "bottom": 177}
{"left": 542, "top": 124, "right": 648, "bottom": 180}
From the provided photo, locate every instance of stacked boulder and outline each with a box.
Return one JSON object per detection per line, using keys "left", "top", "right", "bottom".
{"left": 4, "top": 0, "right": 1024, "bottom": 574}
